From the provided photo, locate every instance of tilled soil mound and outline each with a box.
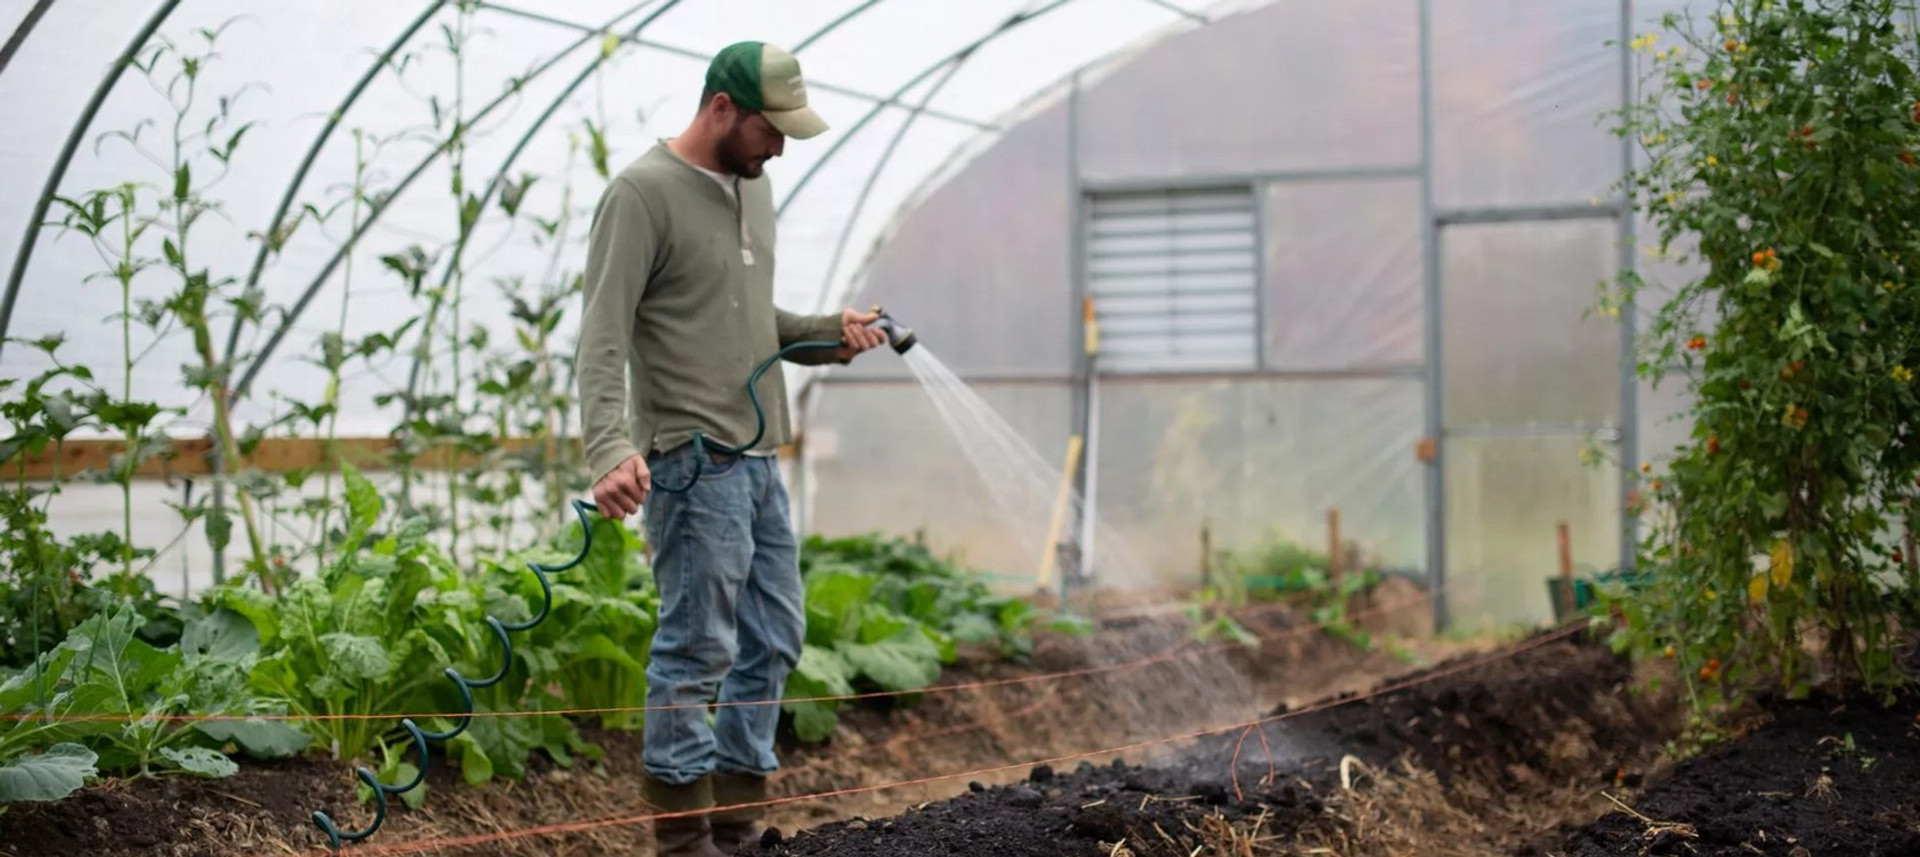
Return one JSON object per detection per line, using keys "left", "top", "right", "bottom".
{"left": 750, "top": 762, "right": 1318, "bottom": 857}
{"left": 753, "top": 627, "right": 1678, "bottom": 857}
{"left": 1556, "top": 687, "right": 1920, "bottom": 857}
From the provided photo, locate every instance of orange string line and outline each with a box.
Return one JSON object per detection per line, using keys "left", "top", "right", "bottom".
{"left": 311, "top": 621, "right": 1590, "bottom": 857}
{"left": 3, "top": 588, "right": 1438, "bottom": 725}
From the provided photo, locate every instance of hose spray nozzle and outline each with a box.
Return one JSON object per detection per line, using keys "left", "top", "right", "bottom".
{"left": 866, "top": 305, "right": 917, "bottom": 354}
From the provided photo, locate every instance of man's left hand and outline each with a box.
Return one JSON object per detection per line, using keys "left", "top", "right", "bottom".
{"left": 836, "top": 308, "right": 887, "bottom": 361}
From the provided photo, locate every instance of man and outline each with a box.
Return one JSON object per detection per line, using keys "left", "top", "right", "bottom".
{"left": 574, "top": 40, "right": 887, "bottom": 856}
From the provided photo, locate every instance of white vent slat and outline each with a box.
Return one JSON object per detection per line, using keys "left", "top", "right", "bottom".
{"left": 1087, "top": 186, "right": 1259, "bottom": 372}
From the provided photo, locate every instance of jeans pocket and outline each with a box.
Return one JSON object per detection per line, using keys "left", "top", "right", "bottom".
{"left": 648, "top": 452, "right": 695, "bottom": 491}
{"left": 700, "top": 452, "right": 743, "bottom": 479}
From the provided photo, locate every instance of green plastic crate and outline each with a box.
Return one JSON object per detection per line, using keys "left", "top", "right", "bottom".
{"left": 1546, "top": 571, "right": 1653, "bottom": 621}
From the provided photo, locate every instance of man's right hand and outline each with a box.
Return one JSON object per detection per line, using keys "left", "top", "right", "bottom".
{"left": 593, "top": 454, "right": 651, "bottom": 519}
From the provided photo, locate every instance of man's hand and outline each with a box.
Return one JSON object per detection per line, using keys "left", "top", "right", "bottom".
{"left": 593, "top": 454, "right": 651, "bottom": 520}
{"left": 837, "top": 308, "right": 887, "bottom": 361}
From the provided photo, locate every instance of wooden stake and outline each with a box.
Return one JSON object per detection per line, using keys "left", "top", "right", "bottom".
{"left": 1200, "top": 520, "right": 1213, "bottom": 589}
{"left": 1037, "top": 434, "right": 1085, "bottom": 590}
{"left": 1557, "top": 521, "right": 1575, "bottom": 617}
{"left": 1328, "top": 509, "right": 1343, "bottom": 585}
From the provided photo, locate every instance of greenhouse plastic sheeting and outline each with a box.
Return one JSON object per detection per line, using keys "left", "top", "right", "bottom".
{"left": 1443, "top": 434, "right": 1621, "bottom": 630}
{"left": 40, "top": 468, "right": 551, "bottom": 600}
{"left": 1441, "top": 219, "right": 1622, "bottom": 430}
{"left": 1075, "top": 0, "right": 1420, "bottom": 183}
{"left": 834, "top": 100, "right": 1075, "bottom": 381}
{"left": 0, "top": 0, "right": 1240, "bottom": 436}
{"left": 1263, "top": 178, "right": 1424, "bottom": 371}
{"left": 1086, "top": 378, "right": 1426, "bottom": 586}
{"left": 801, "top": 380, "right": 1076, "bottom": 579}
{"left": 1431, "top": 0, "right": 1624, "bottom": 211}
{"left": 1637, "top": 369, "right": 1696, "bottom": 470}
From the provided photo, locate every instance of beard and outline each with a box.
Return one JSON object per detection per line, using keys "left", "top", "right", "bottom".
{"left": 715, "top": 120, "right": 767, "bottom": 179}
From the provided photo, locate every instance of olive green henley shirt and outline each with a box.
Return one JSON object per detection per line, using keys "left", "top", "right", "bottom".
{"left": 575, "top": 140, "right": 847, "bottom": 486}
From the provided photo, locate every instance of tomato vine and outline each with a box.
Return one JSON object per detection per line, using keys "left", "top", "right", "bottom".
{"left": 1603, "top": 0, "right": 1920, "bottom": 733}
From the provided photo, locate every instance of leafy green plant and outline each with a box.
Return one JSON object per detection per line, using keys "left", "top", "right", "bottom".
{"left": 781, "top": 533, "right": 1093, "bottom": 742}
{"left": 0, "top": 337, "right": 177, "bottom": 670}
{"left": 0, "top": 603, "right": 309, "bottom": 804}
{"left": 800, "top": 533, "right": 1089, "bottom": 660}
{"left": 783, "top": 565, "right": 955, "bottom": 743}
{"left": 1183, "top": 606, "right": 1259, "bottom": 647}
{"left": 1203, "top": 535, "right": 1388, "bottom": 653}
{"left": 106, "top": 25, "right": 278, "bottom": 590}
{"left": 481, "top": 515, "right": 655, "bottom": 732}
{"left": 211, "top": 462, "right": 596, "bottom": 787}
{"left": 0, "top": 743, "right": 98, "bottom": 804}
{"left": 426, "top": 518, "right": 644, "bottom": 787}
{"left": 1600, "top": 0, "right": 1920, "bottom": 730}
{"left": 212, "top": 463, "right": 464, "bottom": 763}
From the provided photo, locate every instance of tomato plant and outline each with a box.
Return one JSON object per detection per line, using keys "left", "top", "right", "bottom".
{"left": 1602, "top": 0, "right": 1920, "bottom": 729}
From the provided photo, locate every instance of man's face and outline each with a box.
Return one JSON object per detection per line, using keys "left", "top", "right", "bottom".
{"left": 716, "top": 106, "right": 786, "bottom": 179}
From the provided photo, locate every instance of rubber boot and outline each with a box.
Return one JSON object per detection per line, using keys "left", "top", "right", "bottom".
{"left": 643, "top": 774, "right": 728, "bottom": 857}
{"left": 710, "top": 771, "right": 769, "bottom": 853}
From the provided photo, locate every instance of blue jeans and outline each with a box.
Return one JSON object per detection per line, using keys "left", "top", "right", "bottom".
{"left": 639, "top": 443, "right": 806, "bottom": 786}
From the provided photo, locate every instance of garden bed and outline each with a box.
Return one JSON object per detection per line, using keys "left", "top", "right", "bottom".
{"left": 1553, "top": 684, "right": 1920, "bottom": 856}
{"left": 0, "top": 585, "right": 1456, "bottom": 857}
{"left": 12, "top": 597, "right": 1911, "bottom": 857}
{"left": 755, "top": 630, "right": 1920, "bottom": 857}
{"left": 751, "top": 625, "right": 1682, "bottom": 857}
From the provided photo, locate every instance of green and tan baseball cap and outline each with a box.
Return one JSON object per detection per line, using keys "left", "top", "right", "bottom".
{"left": 705, "top": 40, "right": 829, "bottom": 140}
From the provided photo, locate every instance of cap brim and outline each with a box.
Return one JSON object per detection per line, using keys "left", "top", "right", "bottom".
{"left": 764, "top": 105, "right": 828, "bottom": 140}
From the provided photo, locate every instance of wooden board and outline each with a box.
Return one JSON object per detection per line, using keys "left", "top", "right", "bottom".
{"left": 6, "top": 437, "right": 797, "bottom": 481}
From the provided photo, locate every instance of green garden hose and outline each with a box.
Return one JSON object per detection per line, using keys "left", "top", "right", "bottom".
{"left": 651, "top": 338, "right": 846, "bottom": 494}
{"left": 309, "top": 497, "right": 600, "bottom": 851}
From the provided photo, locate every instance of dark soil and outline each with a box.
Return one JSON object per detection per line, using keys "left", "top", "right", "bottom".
{"left": 751, "top": 627, "right": 1678, "bottom": 857}
{"left": 0, "top": 755, "right": 355, "bottom": 857}
{"left": 748, "top": 762, "right": 1318, "bottom": 857}
{"left": 755, "top": 582, "right": 1456, "bottom": 834}
{"left": 1177, "top": 625, "right": 1662, "bottom": 793}
{"left": 1556, "top": 688, "right": 1920, "bottom": 857}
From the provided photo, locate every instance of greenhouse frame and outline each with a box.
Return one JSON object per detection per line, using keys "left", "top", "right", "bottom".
{"left": 3, "top": 0, "right": 1838, "bottom": 633}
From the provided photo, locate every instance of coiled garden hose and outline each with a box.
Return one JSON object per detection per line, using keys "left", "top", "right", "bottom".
{"left": 657, "top": 311, "right": 915, "bottom": 494}
{"left": 650, "top": 338, "right": 844, "bottom": 495}
{"left": 307, "top": 315, "right": 914, "bottom": 851}
{"left": 310, "top": 497, "right": 601, "bottom": 851}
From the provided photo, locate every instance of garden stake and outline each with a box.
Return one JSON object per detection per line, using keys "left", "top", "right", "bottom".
{"left": 306, "top": 310, "right": 915, "bottom": 851}
{"left": 1557, "top": 521, "right": 1574, "bottom": 618}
